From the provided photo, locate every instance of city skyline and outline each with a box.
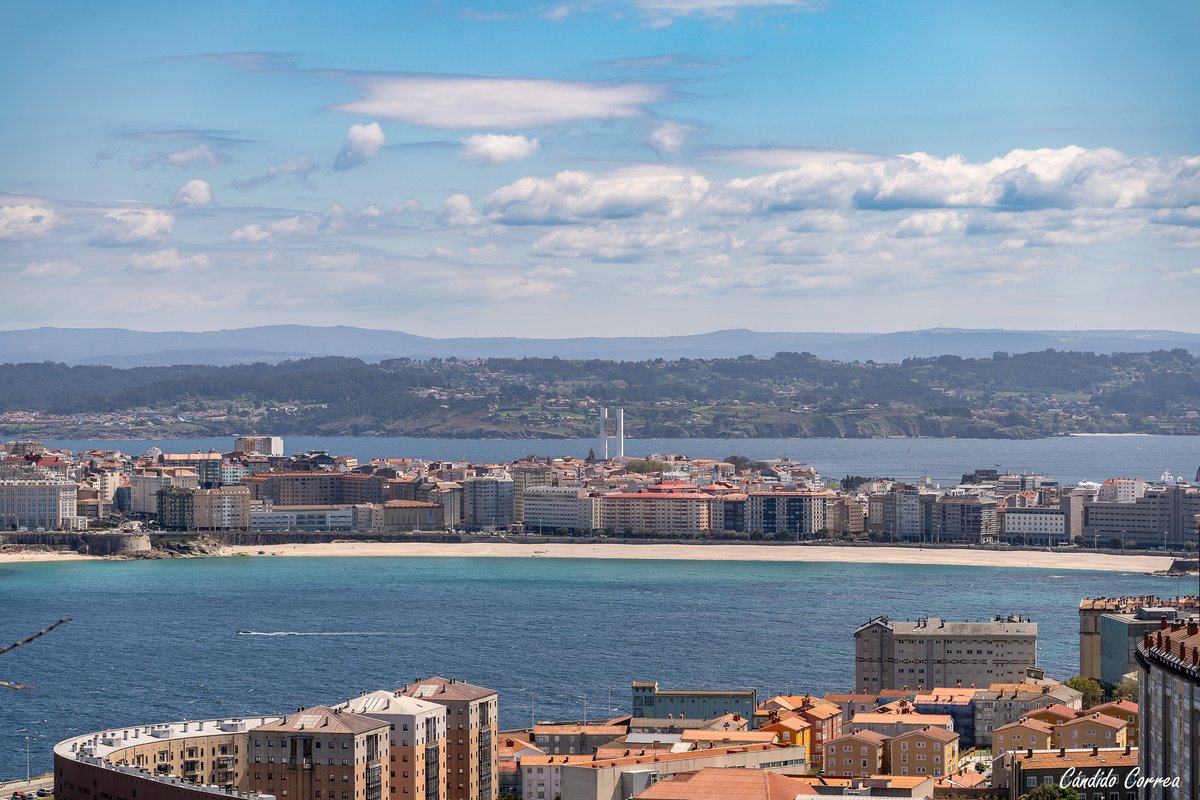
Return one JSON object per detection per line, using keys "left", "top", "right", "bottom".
{"left": 3, "top": 1, "right": 1199, "bottom": 335}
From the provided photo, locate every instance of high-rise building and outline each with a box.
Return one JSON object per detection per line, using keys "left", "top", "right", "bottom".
{"left": 1135, "top": 618, "right": 1200, "bottom": 800}
{"left": 854, "top": 616, "right": 1037, "bottom": 692}
{"left": 159, "top": 452, "right": 224, "bottom": 488}
{"left": 192, "top": 485, "right": 252, "bottom": 530}
{"left": 234, "top": 435, "right": 285, "bottom": 456}
{"left": 1084, "top": 485, "right": 1200, "bottom": 549}
{"left": 510, "top": 463, "right": 552, "bottom": 524}
{"left": 248, "top": 706, "right": 389, "bottom": 800}
{"left": 744, "top": 492, "right": 830, "bottom": 538}
{"left": 462, "top": 476, "right": 514, "bottom": 531}
{"left": 335, "top": 690, "right": 449, "bottom": 800}
{"left": 396, "top": 677, "right": 498, "bottom": 800}
{"left": 130, "top": 467, "right": 199, "bottom": 515}
{"left": 1077, "top": 596, "right": 1200, "bottom": 683}
{"left": 931, "top": 494, "right": 999, "bottom": 543}
{"left": 0, "top": 472, "right": 80, "bottom": 529}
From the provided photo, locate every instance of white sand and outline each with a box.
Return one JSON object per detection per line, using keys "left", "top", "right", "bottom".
{"left": 0, "top": 541, "right": 1177, "bottom": 572}
{"left": 217, "top": 541, "right": 1174, "bottom": 573}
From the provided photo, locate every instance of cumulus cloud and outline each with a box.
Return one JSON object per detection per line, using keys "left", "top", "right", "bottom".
{"left": 648, "top": 120, "right": 694, "bottom": 155}
{"left": 0, "top": 202, "right": 58, "bottom": 238}
{"left": 128, "top": 247, "right": 210, "bottom": 272}
{"left": 527, "top": 264, "right": 578, "bottom": 278}
{"left": 172, "top": 179, "right": 214, "bottom": 207}
{"left": 543, "top": 4, "right": 571, "bottom": 20}
{"left": 334, "top": 122, "right": 386, "bottom": 170}
{"left": 230, "top": 224, "right": 272, "bottom": 243}
{"left": 166, "top": 144, "right": 222, "bottom": 166}
{"left": 459, "top": 147, "right": 1200, "bottom": 228}
{"left": 333, "top": 74, "right": 666, "bottom": 128}
{"left": 460, "top": 133, "right": 541, "bottom": 164}
{"left": 21, "top": 260, "right": 80, "bottom": 278}
{"left": 99, "top": 208, "right": 174, "bottom": 243}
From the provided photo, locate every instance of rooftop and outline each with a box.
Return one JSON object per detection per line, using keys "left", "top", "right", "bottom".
{"left": 253, "top": 705, "right": 386, "bottom": 735}
{"left": 634, "top": 767, "right": 818, "bottom": 799}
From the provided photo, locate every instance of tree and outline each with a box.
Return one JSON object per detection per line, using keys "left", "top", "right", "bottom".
{"left": 1111, "top": 679, "right": 1138, "bottom": 702}
{"left": 1065, "top": 675, "right": 1103, "bottom": 709}
{"left": 1020, "top": 786, "right": 1081, "bottom": 800}
{"left": 1073, "top": 534, "right": 1085, "bottom": 547}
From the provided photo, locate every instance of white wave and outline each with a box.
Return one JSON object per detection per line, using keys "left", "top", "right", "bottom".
{"left": 237, "top": 631, "right": 387, "bottom": 637}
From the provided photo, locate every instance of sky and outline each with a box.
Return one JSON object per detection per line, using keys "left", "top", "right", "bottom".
{"left": 2, "top": 0, "right": 1198, "bottom": 336}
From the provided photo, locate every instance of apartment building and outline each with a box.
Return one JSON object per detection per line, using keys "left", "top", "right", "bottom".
{"left": 532, "top": 724, "right": 628, "bottom": 756}
{"left": 397, "top": 677, "right": 498, "bottom": 800}
{"left": 522, "top": 486, "right": 592, "bottom": 531}
{"left": 160, "top": 452, "right": 224, "bottom": 487}
{"left": 846, "top": 709, "right": 953, "bottom": 739}
{"left": 912, "top": 688, "right": 977, "bottom": 747}
{"left": 193, "top": 485, "right": 252, "bottom": 529}
{"left": 130, "top": 467, "right": 198, "bottom": 515}
{"left": 822, "top": 730, "right": 888, "bottom": 777}
{"left": 992, "top": 718, "right": 1054, "bottom": 755}
{"left": 248, "top": 706, "right": 389, "bottom": 800}
{"left": 595, "top": 490, "right": 713, "bottom": 534}
{"left": 1135, "top": 618, "right": 1200, "bottom": 800}
{"left": 1052, "top": 712, "right": 1127, "bottom": 749}
{"left": 1084, "top": 484, "right": 1200, "bottom": 548}
{"left": 1077, "top": 595, "right": 1200, "bottom": 683}
{"left": 972, "top": 683, "right": 1083, "bottom": 746}
{"left": 462, "top": 475, "right": 514, "bottom": 531}
{"left": 743, "top": 491, "right": 830, "bottom": 538}
{"left": 334, "top": 690, "right": 449, "bottom": 800}
{"left": 755, "top": 696, "right": 841, "bottom": 771}
{"left": 854, "top": 616, "right": 1038, "bottom": 691}
{"left": 994, "top": 748, "right": 1138, "bottom": 800}
{"left": 632, "top": 681, "right": 756, "bottom": 721}
{"left": 234, "top": 435, "right": 284, "bottom": 456}
{"left": 887, "top": 726, "right": 959, "bottom": 778}
{"left": 931, "top": 494, "right": 999, "bottom": 543}
{"left": 0, "top": 472, "right": 80, "bottom": 529}
{"left": 511, "top": 463, "right": 552, "bottom": 524}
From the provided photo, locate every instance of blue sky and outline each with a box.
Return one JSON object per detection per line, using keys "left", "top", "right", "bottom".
{"left": 2, "top": 0, "right": 1198, "bottom": 335}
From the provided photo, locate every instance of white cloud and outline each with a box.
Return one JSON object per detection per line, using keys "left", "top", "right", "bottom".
{"left": 100, "top": 208, "right": 174, "bottom": 243}
{"left": 128, "top": 247, "right": 210, "bottom": 272}
{"left": 228, "top": 155, "right": 320, "bottom": 191}
{"left": 333, "top": 75, "right": 666, "bottom": 128}
{"left": 894, "top": 210, "right": 965, "bottom": 238}
{"left": 648, "top": 120, "right": 693, "bottom": 155}
{"left": 0, "top": 203, "right": 58, "bottom": 238}
{"left": 460, "top": 133, "right": 541, "bottom": 164}
{"left": 172, "top": 178, "right": 214, "bottom": 207}
{"left": 527, "top": 264, "right": 578, "bottom": 279}
{"left": 230, "top": 224, "right": 272, "bottom": 243}
{"left": 334, "top": 122, "right": 386, "bottom": 170}
{"left": 165, "top": 144, "right": 222, "bottom": 166}
{"left": 483, "top": 165, "right": 712, "bottom": 224}
{"left": 543, "top": 4, "right": 571, "bottom": 20}
{"left": 435, "top": 193, "right": 484, "bottom": 227}
{"left": 635, "top": 0, "right": 821, "bottom": 16}
{"left": 21, "top": 259, "right": 80, "bottom": 278}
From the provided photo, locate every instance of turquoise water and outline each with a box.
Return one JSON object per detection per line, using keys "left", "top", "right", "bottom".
{"left": 0, "top": 555, "right": 1183, "bottom": 778}
{"left": 43, "top": 434, "right": 1200, "bottom": 485}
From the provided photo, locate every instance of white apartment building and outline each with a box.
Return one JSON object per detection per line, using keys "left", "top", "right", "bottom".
{"left": 1002, "top": 507, "right": 1067, "bottom": 546}
{"left": 1097, "top": 478, "right": 1146, "bottom": 504}
{"left": 522, "top": 486, "right": 594, "bottom": 531}
{"left": 0, "top": 475, "right": 80, "bottom": 529}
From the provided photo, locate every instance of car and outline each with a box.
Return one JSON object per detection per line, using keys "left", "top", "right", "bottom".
{"left": 37, "top": 789, "right": 52, "bottom": 797}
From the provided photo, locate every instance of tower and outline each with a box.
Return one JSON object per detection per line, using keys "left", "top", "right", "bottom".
{"left": 598, "top": 408, "right": 625, "bottom": 461}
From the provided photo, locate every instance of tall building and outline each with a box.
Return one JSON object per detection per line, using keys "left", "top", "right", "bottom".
{"left": 462, "top": 475, "right": 514, "bottom": 531}
{"left": 1084, "top": 485, "right": 1200, "bottom": 549}
{"left": 510, "top": 463, "right": 552, "bottom": 524}
{"left": 0, "top": 472, "right": 80, "bottom": 530}
{"left": 1135, "top": 618, "right": 1200, "bottom": 800}
{"left": 335, "top": 690, "right": 449, "bottom": 800}
{"left": 632, "top": 681, "right": 757, "bottom": 721}
{"left": 1077, "top": 596, "right": 1200, "bottom": 683}
{"left": 854, "top": 616, "right": 1037, "bottom": 691}
{"left": 193, "top": 485, "right": 252, "bottom": 530}
{"left": 397, "top": 677, "right": 498, "bottom": 800}
{"left": 157, "top": 485, "right": 196, "bottom": 530}
{"left": 931, "top": 494, "right": 999, "bottom": 543}
{"left": 743, "top": 492, "right": 830, "bottom": 538}
{"left": 595, "top": 490, "right": 713, "bottom": 534}
{"left": 130, "top": 467, "right": 199, "bottom": 515}
{"left": 248, "top": 706, "right": 389, "bottom": 800}
{"left": 1099, "top": 606, "right": 1186, "bottom": 689}
{"left": 522, "top": 486, "right": 593, "bottom": 532}
{"left": 159, "top": 452, "right": 224, "bottom": 488}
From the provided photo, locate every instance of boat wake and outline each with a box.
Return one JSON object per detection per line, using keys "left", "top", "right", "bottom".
{"left": 237, "top": 630, "right": 387, "bottom": 637}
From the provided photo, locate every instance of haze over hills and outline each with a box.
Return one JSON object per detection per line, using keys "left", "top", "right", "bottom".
{"left": 1, "top": 326, "right": 1198, "bottom": 367}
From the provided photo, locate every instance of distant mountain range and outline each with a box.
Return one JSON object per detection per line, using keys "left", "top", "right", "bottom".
{"left": 0, "top": 326, "right": 1198, "bottom": 367}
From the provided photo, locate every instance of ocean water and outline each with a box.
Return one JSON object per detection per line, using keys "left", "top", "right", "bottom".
{"left": 43, "top": 434, "right": 1200, "bottom": 485}
{"left": 0, "top": 555, "right": 1184, "bottom": 779}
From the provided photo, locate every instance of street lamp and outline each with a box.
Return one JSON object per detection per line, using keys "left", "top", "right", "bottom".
{"left": 26, "top": 735, "right": 31, "bottom": 784}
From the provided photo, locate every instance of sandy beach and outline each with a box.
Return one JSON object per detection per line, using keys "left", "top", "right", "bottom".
{"left": 0, "top": 541, "right": 1179, "bottom": 572}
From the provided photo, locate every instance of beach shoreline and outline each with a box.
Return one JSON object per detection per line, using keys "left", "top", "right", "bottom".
{"left": 0, "top": 541, "right": 1178, "bottom": 573}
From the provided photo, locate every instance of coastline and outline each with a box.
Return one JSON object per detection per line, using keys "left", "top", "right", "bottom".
{"left": 0, "top": 542, "right": 1176, "bottom": 573}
